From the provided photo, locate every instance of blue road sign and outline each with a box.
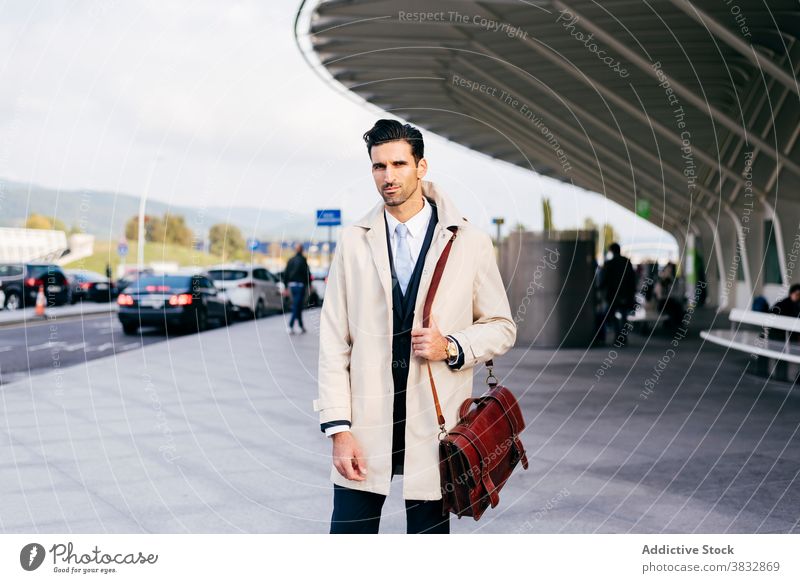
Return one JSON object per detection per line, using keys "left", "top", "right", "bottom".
{"left": 247, "top": 238, "right": 260, "bottom": 251}
{"left": 316, "top": 209, "right": 341, "bottom": 226}
{"left": 117, "top": 242, "right": 128, "bottom": 257}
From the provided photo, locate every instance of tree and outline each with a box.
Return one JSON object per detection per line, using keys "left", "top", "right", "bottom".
{"left": 124, "top": 216, "right": 139, "bottom": 241}
{"left": 25, "top": 213, "right": 58, "bottom": 230}
{"left": 583, "top": 217, "right": 618, "bottom": 258}
{"left": 209, "top": 223, "right": 245, "bottom": 259}
{"left": 124, "top": 213, "right": 192, "bottom": 246}
{"left": 603, "top": 223, "right": 618, "bottom": 253}
{"left": 146, "top": 215, "right": 166, "bottom": 243}
{"left": 542, "top": 197, "right": 554, "bottom": 234}
{"left": 162, "top": 213, "right": 193, "bottom": 247}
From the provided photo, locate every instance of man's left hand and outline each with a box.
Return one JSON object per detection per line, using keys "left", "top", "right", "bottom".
{"left": 411, "top": 314, "right": 448, "bottom": 361}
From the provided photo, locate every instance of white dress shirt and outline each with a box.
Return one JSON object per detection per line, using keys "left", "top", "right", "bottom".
{"left": 384, "top": 195, "right": 432, "bottom": 270}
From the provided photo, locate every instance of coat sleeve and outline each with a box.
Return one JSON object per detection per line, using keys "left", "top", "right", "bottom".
{"left": 447, "top": 231, "right": 516, "bottom": 371}
{"left": 313, "top": 234, "right": 352, "bottom": 425}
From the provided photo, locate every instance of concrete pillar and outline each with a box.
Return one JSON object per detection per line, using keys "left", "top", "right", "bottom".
{"left": 500, "top": 230, "right": 597, "bottom": 348}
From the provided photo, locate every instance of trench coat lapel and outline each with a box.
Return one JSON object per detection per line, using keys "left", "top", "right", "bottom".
{"left": 358, "top": 202, "right": 393, "bottom": 311}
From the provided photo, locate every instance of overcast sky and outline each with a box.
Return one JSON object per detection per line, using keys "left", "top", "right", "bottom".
{"left": 0, "top": 1, "right": 675, "bottom": 254}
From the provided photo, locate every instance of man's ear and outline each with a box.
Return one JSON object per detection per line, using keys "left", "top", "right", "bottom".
{"left": 416, "top": 157, "right": 428, "bottom": 179}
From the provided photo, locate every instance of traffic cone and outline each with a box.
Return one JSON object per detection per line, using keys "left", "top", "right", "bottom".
{"left": 35, "top": 284, "right": 46, "bottom": 317}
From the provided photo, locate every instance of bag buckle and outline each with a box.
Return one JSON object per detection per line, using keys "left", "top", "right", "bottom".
{"left": 485, "top": 364, "right": 498, "bottom": 388}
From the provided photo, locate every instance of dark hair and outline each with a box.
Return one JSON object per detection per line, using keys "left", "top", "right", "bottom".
{"left": 363, "top": 119, "right": 424, "bottom": 164}
{"left": 608, "top": 242, "right": 621, "bottom": 255}
{"left": 790, "top": 283, "right": 800, "bottom": 295}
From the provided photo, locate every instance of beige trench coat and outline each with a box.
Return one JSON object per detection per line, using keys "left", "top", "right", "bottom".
{"left": 313, "top": 181, "right": 516, "bottom": 500}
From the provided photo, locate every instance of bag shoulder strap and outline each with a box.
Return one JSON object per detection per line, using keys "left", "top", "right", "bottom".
{"left": 423, "top": 226, "right": 495, "bottom": 437}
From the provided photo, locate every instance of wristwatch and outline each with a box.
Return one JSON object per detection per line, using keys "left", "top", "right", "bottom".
{"left": 445, "top": 336, "right": 459, "bottom": 363}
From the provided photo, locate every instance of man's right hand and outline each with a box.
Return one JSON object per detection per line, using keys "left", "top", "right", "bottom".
{"left": 332, "top": 432, "right": 368, "bottom": 481}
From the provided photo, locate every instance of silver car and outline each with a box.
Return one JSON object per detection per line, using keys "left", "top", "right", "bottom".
{"left": 207, "top": 264, "right": 284, "bottom": 319}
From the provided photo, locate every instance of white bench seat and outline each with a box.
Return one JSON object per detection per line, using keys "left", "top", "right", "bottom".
{"left": 700, "top": 329, "right": 800, "bottom": 364}
{"left": 729, "top": 308, "right": 800, "bottom": 333}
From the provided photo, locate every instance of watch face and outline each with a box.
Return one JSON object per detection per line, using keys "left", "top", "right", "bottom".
{"left": 447, "top": 341, "right": 457, "bottom": 358}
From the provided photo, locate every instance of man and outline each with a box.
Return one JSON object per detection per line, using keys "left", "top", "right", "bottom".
{"left": 769, "top": 283, "right": 800, "bottom": 343}
{"left": 771, "top": 283, "right": 800, "bottom": 319}
{"left": 599, "top": 242, "right": 637, "bottom": 342}
{"left": 284, "top": 243, "right": 312, "bottom": 334}
{"left": 314, "top": 119, "right": 516, "bottom": 534}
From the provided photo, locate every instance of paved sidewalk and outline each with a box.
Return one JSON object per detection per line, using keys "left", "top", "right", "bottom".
{"left": 0, "top": 307, "right": 798, "bottom": 533}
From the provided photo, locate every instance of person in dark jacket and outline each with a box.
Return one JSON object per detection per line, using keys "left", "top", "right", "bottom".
{"left": 284, "top": 243, "right": 312, "bottom": 334}
{"left": 599, "top": 242, "right": 637, "bottom": 343}
{"left": 771, "top": 283, "right": 800, "bottom": 319}
{"left": 769, "top": 284, "right": 800, "bottom": 343}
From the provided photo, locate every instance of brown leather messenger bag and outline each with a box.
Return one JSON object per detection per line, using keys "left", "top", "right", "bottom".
{"left": 423, "top": 226, "right": 529, "bottom": 521}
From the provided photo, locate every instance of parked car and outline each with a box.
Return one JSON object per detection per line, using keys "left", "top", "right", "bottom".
{"left": 117, "top": 273, "right": 233, "bottom": 335}
{"left": 0, "top": 263, "right": 71, "bottom": 309}
{"left": 65, "top": 269, "right": 118, "bottom": 303}
{"left": 207, "top": 264, "right": 284, "bottom": 319}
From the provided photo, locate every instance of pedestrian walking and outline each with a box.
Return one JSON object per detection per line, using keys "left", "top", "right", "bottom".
{"left": 284, "top": 243, "right": 311, "bottom": 334}
{"left": 314, "top": 119, "right": 516, "bottom": 534}
{"left": 599, "top": 242, "right": 637, "bottom": 343}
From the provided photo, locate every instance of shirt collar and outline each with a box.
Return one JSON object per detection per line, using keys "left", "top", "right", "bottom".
{"left": 384, "top": 196, "right": 432, "bottom": 239}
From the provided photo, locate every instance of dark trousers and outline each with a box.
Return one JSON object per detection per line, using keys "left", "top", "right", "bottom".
{"left": 288, "top": 283, "right": 305, "bottom": 329}
{"left": 603, "top": 301, "right": 629, "bottom": 342}
{"left": 330, "top": 483, "right": 450, "bottom": 534}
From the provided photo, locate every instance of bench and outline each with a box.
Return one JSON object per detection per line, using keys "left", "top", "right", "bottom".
{"left": 700, "top": 308, "right": 800, "bottom": 377}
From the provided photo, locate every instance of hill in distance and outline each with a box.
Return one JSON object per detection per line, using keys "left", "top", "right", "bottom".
{"left": 0, "top": 178, "right": 322, "bottom": 241}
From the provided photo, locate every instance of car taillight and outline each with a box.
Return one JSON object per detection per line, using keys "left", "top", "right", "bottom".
{"left": 117, "top": 294, "right": 134, "bottom": 306}
{"left": 26, "top": 277, "right": 42, "bottom": 287}
{"left": 80, "top": 282, "right": 91, "bottom": 289}
{"left": 238, "top": 282, "right": 255, "bottom": 288}
{"left": 168, "top": 293, "right": 193, "bottom": 306}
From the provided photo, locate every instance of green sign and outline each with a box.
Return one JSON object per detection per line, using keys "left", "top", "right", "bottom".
{"left": 636, "top": 199, "right": 651, "bottom": 220}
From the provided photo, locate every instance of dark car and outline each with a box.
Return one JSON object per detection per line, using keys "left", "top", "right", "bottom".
{"left": 0, "top": 263, "right": 71, "bottom": 310}
{"left": 117, "top": 273, "right": 233, "bottom": 335}
{"left": 116, "top": 268, "right": 154, "bottom": 294}
{"left": 65, "top": 269, "right": 118, "bottom": 303}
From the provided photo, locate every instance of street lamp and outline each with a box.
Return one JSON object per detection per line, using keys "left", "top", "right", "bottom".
{"left": 137, "top": 154, "right": 163, "bottom": 272}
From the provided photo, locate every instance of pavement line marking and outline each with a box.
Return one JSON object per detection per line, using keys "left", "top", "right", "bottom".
{"left": 28, "top": 342, "right": 67, "bottom": 351}
{"left": 63, "top": 343, "right": 88, "bottom": 352}
{"left": 0, "top": 346, "right": 11, "bottom": 352}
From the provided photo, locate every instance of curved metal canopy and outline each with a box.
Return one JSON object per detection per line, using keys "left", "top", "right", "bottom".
{"left": 295, "top": 0, "right": 800, "bottom": 240}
